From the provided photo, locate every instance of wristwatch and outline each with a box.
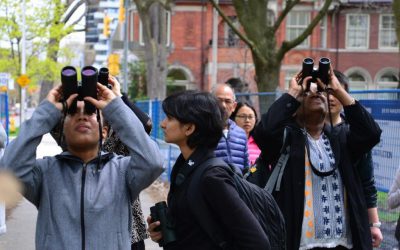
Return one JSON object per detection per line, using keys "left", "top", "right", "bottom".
{"left": 369, "top": 222, "right": 381, "bottom": 228}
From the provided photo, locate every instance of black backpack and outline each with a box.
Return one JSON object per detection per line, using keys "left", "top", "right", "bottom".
{"left": 184, "top": 157, "right": 286, "bottom": 250}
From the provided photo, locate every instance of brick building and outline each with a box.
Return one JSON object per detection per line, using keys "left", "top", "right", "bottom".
{"left": 116, "top": 0, "right": 399, "bottom": 94}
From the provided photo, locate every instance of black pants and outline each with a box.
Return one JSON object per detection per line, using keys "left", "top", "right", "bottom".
{"left": 131, "top": 240, "right": 145, "bottom": 250}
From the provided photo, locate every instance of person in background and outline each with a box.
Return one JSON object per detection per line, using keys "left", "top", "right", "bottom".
{"left": 102, "top": 76, "right": 152, "bottom": 250}
{"left": 0, "top": 83, "right": 163, "bottom": 249}
{"left": 231, "top": 102, "right": 261, "bottom": 166}
{"left": 327, "top": 70, "right": 382, "bottom": 248}
{"left": 387, "top": 165, "right": 400, "bottom": 249}
{"left": 212, "top": 83, "right": 249, "bottom": 172}
{"left": 147, "top": 90, "right": 269, "bottom": 249}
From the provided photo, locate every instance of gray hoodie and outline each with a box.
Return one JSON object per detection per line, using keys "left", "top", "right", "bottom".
{"left": 0, "top": 97, "right": 164, "bottom": 250}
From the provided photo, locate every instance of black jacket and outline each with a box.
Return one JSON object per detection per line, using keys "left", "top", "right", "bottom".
{"left": 166, "top": 147, "right": 268, "bottom": 250}
{"left": 253, "top": 93, "right": 382, "bottom": 250}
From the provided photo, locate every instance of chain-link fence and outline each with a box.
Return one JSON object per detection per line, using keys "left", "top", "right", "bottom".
{"left": 137, "top": 89, "right": 400, "bottom": 249}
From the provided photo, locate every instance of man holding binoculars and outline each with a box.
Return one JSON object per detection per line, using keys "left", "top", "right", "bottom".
{"left": 0, "top": 66, "right": 164, "bottom": 250}
{"left": 253, "top": 58, "right": 381, "bottom": 250}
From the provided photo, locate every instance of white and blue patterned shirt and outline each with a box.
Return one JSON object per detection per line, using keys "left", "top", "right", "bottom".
{"left": 299, "top": 133, "right": 353, "bottom": 250}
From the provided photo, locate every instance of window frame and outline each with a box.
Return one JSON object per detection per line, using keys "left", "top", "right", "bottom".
{"left": 378, "top": 14, "right": 398, "bottom": 49}
{"left": 286, "top": 11, "right": 311, "bottom": 48}
{"left": 345, "top": 13, "right": 370, "bottom": 49}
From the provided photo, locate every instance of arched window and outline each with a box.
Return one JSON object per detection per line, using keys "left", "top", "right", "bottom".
{"left": 348, "top": 72, "right": 368, "bottom": 90}
{"left": 377, "top": 71, "right": 399, "bottom": 89}
{"left": 167, "top": 67, "right": 196, "bottom": 96}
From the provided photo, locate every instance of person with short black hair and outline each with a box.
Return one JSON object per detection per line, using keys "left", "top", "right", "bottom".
{"left": 147, "top": 90, "right": 269, "bottom": 249}
{"left": 327, "top": 70, "right": 382, "bottom": 248}
{"left": 231, "top": 102, "right": 261, "bottom": 166}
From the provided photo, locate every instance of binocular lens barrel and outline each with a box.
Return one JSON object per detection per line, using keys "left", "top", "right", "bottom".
{"left": 98, "top": 67, "right": 110, "bottom": 88}
{"left": 80, "top": 66, "right": 98, "bottom": 101}
{"left": 61, "top": 66, "right": 78, "bottom": 100}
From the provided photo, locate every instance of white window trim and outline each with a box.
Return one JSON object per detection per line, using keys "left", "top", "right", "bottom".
{"left": 286, "top": 11, "right": 310, "bottom": 48}
{"left": 320, "top": 16, "right": 327, "bottom": 48}
{"left": 378, "top": 14, "right": 398, "bottom": 49}
{"left": 139, "top": 11, "right": 171, "bottom": 46}
{"left": 345, "top": 14, "right": 370, "bottom": 49}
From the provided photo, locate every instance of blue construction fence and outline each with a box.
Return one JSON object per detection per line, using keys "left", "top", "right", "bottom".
{"left": 0, "top": 93, "right": 8, "bottom": 143}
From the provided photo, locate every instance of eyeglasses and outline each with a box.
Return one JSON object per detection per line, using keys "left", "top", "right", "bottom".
{"left": 217, "top": 98, "right": 235, "bottom": 105}
{"left": 236, "top": 114, "right": 255, "bottom": 120}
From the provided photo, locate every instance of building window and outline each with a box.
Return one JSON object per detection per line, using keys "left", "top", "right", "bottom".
{"left": 377, "top": 72, "right": 399, "bottom": 89}
{"left": 320, "top": 16, "right": 327, "bottom": 48}
{"left": 379, "top": 14, "right": 398, "bottom": 49}
{"left": 346, "top": 14, "right": 369, "bottom": 49}
{"left": 348, "top": 72, "right": 368, "bottom": 90}
{"left": 223, "top": 16, "right": 241, "bottom": 47}
{"left": 284, "top": 70, "right": 297, "bottom": 90}
{"left": 286, "top": 11, "right": 310, "bottom": 48}
{"left": 139, "top": 11, "right": 171, "bottom": 46}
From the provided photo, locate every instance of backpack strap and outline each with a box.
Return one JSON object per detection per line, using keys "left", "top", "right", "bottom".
{"left": 184, "top": 157, "right": 231, "bottom": 249}
{"left": 264, "top": 127, "right": 291, "bottom": 193}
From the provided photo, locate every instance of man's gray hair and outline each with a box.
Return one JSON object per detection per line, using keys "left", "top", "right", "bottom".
{"left": 210, "top": 83, "right": 236, "bottom": 101}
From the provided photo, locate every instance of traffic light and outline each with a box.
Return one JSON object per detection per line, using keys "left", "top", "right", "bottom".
{"left": 108, "top": 54, "right": 120, "bottom": 75}
{"left": 119, "top": 0, "right": 125, "bottom": 23}
{"left": 103, "top": 15, "right": 111, "bottom": 38}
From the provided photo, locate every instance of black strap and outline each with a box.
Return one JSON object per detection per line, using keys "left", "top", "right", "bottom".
{"left": 184, "top": 157, "right": 231, "bottom": 249}
{"left": 264, "top": 127, "right": 291, "bottom": 193}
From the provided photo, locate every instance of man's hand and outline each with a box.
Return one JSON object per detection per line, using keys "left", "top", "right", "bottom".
{"left": 371, "top": 226, "right": 383, "bottom": 248}
{"left": 108, "top": 76, "right": 122, "bottom": 97}
{"left": 84, "top": 83, "right": 116, "bottom": 110}
{"left": 46, "top": 85, "right": 77, "bottom": 112}
{"left": 147, "top": 216, "right": 163, "bottom": 243}
{"left": 288, "top": 74, "right": 312, "bottom": 99}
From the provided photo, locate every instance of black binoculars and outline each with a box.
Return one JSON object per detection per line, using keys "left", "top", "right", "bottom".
{"left": 150, "top": 201, "right": 177, "bottom": 247}
{"left": 61, "top": 66, "right": 111, "bottom": 114}
{"left": 300, "top": 57, "right": 331, "bottom": 92}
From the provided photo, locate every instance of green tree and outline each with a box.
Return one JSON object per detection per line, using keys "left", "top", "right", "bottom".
{"left": 0, "top": 0, "right": 84, "bottom": 101}
{"left": 128, "top": 61, "right": 147, "bottom": 100}
{"left": 210, "top": 0, "right": 333, "bottom": 92}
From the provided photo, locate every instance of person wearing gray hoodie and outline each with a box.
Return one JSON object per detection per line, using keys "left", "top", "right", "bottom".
{"left": 0, "top": 83, "right": 164, "bottom": 250}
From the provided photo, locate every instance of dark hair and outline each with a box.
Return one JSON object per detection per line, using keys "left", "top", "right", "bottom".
{"left": 334, "top": 69, "right": 349, "bottom": 92}
{"left": 162, "top": 90, "right": 224, "bottom": 149}
{"left": 230, "top": 102, "right": 258, "bottom": 122}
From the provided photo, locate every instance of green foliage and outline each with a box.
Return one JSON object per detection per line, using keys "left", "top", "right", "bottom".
{"left": 0, "top": 0, "right": 77, "bottom": 89}
{"left": 377, "top": 191, "right": 399, "bottom": 222}
{"left": 128, "top": 61, "right": 148, "bottom": 100}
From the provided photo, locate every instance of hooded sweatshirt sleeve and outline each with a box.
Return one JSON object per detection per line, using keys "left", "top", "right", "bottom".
{"left": 0, "top": 100, "right": 62, "bottom": 204}
{"left": 102, "top": 97, "right": 164, "bottom": 200}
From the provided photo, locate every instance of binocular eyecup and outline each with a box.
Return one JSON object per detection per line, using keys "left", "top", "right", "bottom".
{"left": 300, "top": 57, "right": 331, "bottom": 92}
{"left": 61, "top": 65, "right": 111, "bottom": 115}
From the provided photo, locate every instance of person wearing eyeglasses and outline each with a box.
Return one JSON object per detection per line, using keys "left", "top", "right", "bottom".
{"left": 253, "top": 68, "right": 381, "bottom": 250}
{"left": 231, "top": 102, "right": 260, "bottom": 166}
{"left": 211, "top": 83, "right": 249, "bottom": 172}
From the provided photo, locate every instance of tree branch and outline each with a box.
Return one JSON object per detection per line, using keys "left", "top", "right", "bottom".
{"left": 277, "top": 0, "right": 333, "bottom": 61}
{"left": 61, "top": 0, "right": 85, "bottom": 24}
{"left": 273, "top": 0, "right": 300, "bottom": 33}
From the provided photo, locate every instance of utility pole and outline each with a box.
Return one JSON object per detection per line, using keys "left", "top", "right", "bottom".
{"left": 211, "top": 0, "right": 219, "bottom": 87}
{"left": 20, "top": 0, "right": 26, "bottom": 124}
{"left": 122, "top": 0, "right": 129, "bottom": 93}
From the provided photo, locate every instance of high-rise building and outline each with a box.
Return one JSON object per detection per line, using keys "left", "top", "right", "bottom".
{"left": 85, "top": 0, "right": 120, "bottom": 68}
